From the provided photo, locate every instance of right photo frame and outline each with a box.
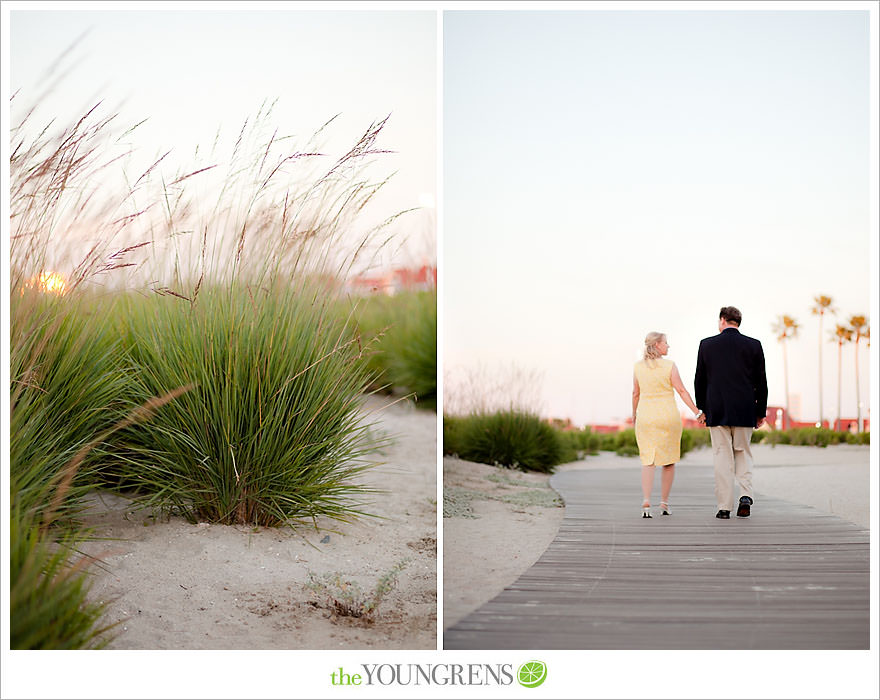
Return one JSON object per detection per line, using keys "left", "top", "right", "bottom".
{"left": 441, "top": 6, "right": 872, "bottom": 661}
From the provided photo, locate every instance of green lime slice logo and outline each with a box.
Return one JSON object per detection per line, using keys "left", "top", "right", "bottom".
{"left": 517, "top": 660, "right": 547, "bottom": 688}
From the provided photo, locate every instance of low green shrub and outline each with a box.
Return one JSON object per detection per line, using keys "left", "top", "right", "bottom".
{"left": 597, "top": 433, "right": 620, "bottom": 451}
{"left": 752, "top": 427, "right": 870, "bottom": 447}
{"left": 442, "top": 410, "right": 563, "bottom": 473}
{"left": 556, "top": 427, "right": 600, "bottom": 462}
{"left": 681, "top": 428, "right": 711, "bottom": 455}
{"left": 588, "top": 427, "right": 711, "bottom": 458}
{"left": 614, "top": 429, "right": 640, "bottom": 457}
{"left": 845, "top": 431, "right": 870, "bottom": 445}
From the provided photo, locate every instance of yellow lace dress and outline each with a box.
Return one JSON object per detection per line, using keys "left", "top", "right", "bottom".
{"left": 634, "top": 358, "right": 682, "bottom": 466}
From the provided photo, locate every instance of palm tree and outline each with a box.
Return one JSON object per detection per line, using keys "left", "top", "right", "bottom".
{"left": 772, "top": 315, "right": 800, "bottom": 429}
{"left": 810, "top": 295, "right": 835, "bottom": 427}
{"left": 848, "top": 315, "right": 869, "bottom": 432}
{"left": 831, "top": 324, "right": 853, "bottom": 431}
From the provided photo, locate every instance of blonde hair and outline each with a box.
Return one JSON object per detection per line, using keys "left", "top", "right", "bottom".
{"left": 643, "top": 332, "right": 666, "bottom": 366}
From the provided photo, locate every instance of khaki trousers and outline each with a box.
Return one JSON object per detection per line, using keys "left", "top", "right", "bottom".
{"left": 709, "top": 426, "right": 754, "bottom": 511}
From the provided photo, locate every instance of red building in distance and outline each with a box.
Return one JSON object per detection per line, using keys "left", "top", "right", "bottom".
{"left": 347, "top": 265, "right": 436, "bottom": 295}
{"left": 766, "top": 405, "right": 869, "bottom": 432}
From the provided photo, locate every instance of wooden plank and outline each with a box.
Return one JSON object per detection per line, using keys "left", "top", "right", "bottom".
{"left": 444, "top": 462, "right": 869, "bottom": 649}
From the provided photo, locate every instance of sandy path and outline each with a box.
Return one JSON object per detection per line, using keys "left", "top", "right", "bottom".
{"left": 80, "top": 395, "right": 437, "bottom": 649}
{"left": 725, "top": 443, "right": 870, "bottom": 528}
{"left": 442, "top": 457, "right": 564, "bottom": 629}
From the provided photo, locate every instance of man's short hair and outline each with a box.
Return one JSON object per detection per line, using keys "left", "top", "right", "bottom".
{"left": 719, "top": 306, "right": 742, "bottom": 326}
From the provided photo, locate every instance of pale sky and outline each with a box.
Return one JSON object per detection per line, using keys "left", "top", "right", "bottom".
{"left": 444, "top": 9, "right": 874, "bottom": 426}
{"left": 8, "top": 8, "right": 436, "bottom": 271}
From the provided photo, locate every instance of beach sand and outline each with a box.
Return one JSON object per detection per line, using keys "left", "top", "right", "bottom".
{"left": 80, "top": 395, "right": 437, "bottom": 650}
{"left": 443, "top": 443, "right": 870, "bottom": 629}
{"left": 442, "top": 457, "right": 564, "bottom": 629}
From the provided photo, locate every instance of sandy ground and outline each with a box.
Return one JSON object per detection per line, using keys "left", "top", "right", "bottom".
{"left": 79, "top": 395, "right": 437, "bottom": 650}
{"left": 443, "top": 443, "right": 870, "bottom": 630}
{"left": 721, "top": 443, "right": 871, "bottom": 528}
{"left": 442, "top": 457, "right": 564, "bottom": 629}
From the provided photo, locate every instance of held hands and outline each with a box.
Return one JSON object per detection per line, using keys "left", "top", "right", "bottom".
{"left": 696, "top": 410, "right": 706, "bottom": 426}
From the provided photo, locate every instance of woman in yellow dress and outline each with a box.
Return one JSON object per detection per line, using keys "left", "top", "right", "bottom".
{"left": 632, "top": 332, "right": 703, "bottom": 518}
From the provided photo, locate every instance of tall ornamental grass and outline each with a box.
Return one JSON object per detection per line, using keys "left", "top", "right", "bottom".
{"left": 385, "top": 290, "right": 436, "bottom": 409}
{"left": 10, "top": 74, "right": 419, "bottom": 646}
{"left": 9, "top": 502, "right": 113, "bottom": 650}
{"left": 105, "top": 283, "right": 383, "bottom": 526}
{"left": 10, "top": 291, "right": 131, "bottom": 523}
{"left": 351, "top": 290, "right": 437, "bottom": 408}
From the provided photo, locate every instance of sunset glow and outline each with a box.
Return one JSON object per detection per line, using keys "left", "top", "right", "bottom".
{"left": 23, "top": 271, "right": 68, "bottom": 295}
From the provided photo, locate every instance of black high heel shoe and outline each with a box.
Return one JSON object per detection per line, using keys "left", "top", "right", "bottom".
{"left": 660, "top": 501, "right": 671, "bottom": 516}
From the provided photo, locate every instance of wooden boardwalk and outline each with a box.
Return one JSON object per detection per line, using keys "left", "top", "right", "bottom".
{"left": 444, "top": 462, "right": 869, "bottom": 649}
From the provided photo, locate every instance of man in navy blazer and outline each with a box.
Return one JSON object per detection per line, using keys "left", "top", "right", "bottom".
{"left": 694, "top": 306, "right": 768, "bottom": 519}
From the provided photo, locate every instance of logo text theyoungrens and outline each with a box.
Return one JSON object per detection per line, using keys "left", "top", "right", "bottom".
{"left": 330, "top": 664, "right": 515, "bottom": 686}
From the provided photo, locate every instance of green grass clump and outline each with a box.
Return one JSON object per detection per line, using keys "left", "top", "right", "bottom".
{"left": 11, "top": 292, "right": 129, "bottom": 523}
{"left": 385, "top": 291, "right": 436, "bottom": 409}
{"left": 442, "top": 411, "right": 563, "bottom": 473}
{"left": 350, "top": 290, "right": 436, "bottom": 409}
{"left": 443, "top": 415, "right": 466, "bottom": 457}
{"left": 10, "top": 503, "right": 114, "bottom": 650}
{"left": 10, "top": 296, "right": 123, "bottom": 650}
{"left": 104, "top": 283, "right": 383, "bottom": 527}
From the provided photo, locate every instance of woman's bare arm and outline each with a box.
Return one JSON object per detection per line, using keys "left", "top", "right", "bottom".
{"left": 632, "top": 374, "right": 640, "bottom": 422}
{"left": 670, "top": 363, "right": 700, "bottom": 416}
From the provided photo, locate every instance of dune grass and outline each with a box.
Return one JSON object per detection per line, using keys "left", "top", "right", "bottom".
{"left": 9, "top": 502, "right": 114, "bottom": 650}
{"left": 350, "top": 289, "right": 437, "bottom": 409}
{"left": 9, "top": 289, "right": 133, "bottom": 650}
{"left": 102, "top": 282, "right": 384, "bottom": 526}
{"left": 10, "top": 291, "right": 130, "bottom": 523}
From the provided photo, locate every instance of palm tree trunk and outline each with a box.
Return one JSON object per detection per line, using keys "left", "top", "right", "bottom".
{"left": 818, "top": 315, "right": 824, "bottom": 426}
{"left": 783, "top": 341, "right": 790, "bottom": 429}
{"left": 855, "top": 340, "right": 861, "bottom": 432}
{"left": 837, "top": 342, "right": 843, "bottom": 431}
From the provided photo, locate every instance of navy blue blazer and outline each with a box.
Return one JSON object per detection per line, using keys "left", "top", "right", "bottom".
{"left": 694, "top": 328, "right": 768, "bottom": 428}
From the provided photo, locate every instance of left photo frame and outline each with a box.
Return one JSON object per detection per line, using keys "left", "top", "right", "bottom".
{"left": 6, "top": 7, "right": 437, "bottom": 652}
